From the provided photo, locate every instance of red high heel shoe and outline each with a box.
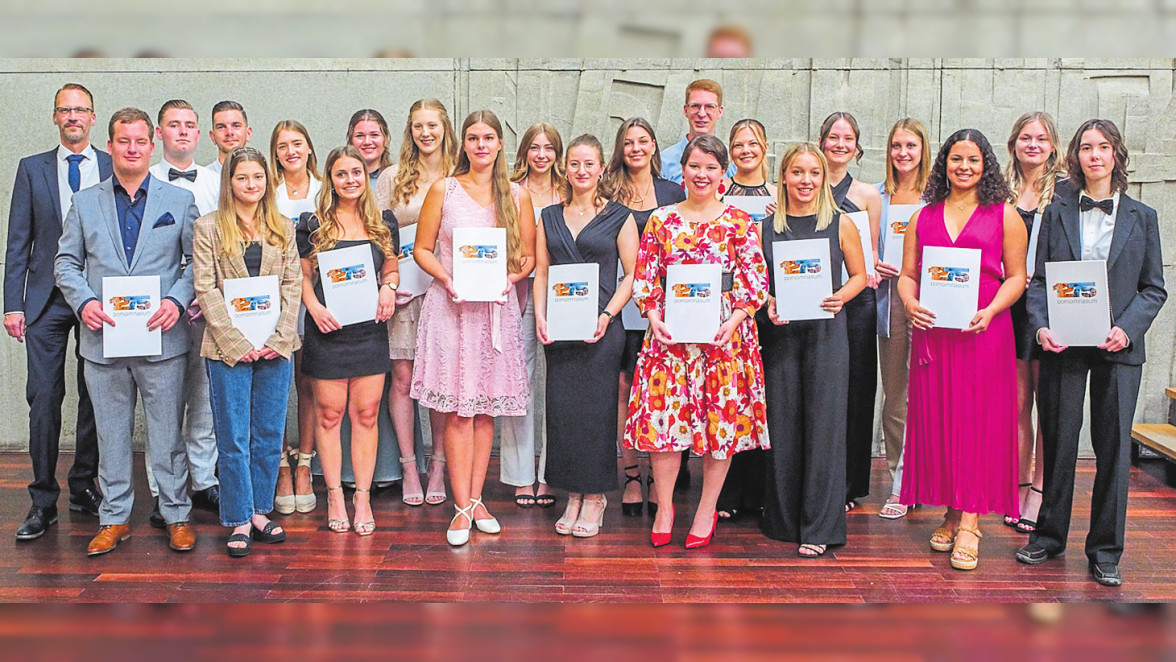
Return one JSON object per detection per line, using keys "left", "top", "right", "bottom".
{"left": 685, "top": 512, "right": 718, "bottom": 549}
{"left": 650, "top": 505, "right": 674, "bottom": 548}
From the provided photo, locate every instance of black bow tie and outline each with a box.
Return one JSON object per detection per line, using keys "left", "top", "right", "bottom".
{"left": 1079, "top": 195, "right": 1114, "bottom": 215}
{"left": 168, "top": 168, "right": 197, "bottom": 183}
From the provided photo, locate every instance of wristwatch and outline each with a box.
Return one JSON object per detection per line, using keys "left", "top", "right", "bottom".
{"left": 384, "top": 281, "right": 398, "bottom": 292}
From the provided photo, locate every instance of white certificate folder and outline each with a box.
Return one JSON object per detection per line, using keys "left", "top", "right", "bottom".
{"left": 397, "top": 223, "right": 434, "bottom": 298}
{"left": 1045, "top": 260, "right": 1111, "bottom": 347}
{"left": 316, "top": 243, "right": 378, "bottom": 326}
{"left": 545, "top": 263, "right": 599, "bottom": 341}
{"left": 882, "top": 204, "right": 922, "bottom": 267}
{"left": 918, "top": 246, "right": 981, "bottom": 330}
{"left": 223, "top": 275, "right": 281, "bottom": 349}
{"left": 664, "top": 263, "right": 721, "bottom": 344}
{"left": 772, "top": 238, "right": 833, "bottom": 321}
{"left": 452, "top": 227, "right": 508, "bottom": 302}
{"left": 102, "top": 275, "right": 162, "bottom": 358}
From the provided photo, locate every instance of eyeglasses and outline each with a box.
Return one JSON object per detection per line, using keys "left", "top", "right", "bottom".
{"left": 686, "top": 103, "right": 720, "bottom": 115}
{"left": 55, "top": 106, "right": 93, "bottom": 116}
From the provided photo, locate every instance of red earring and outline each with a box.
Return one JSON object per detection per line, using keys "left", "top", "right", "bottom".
{"left": 681, "top": 182, "right": 687, "bottom": 191}
{"left": 719, "top": 182, "right": 726, "bottom": 195}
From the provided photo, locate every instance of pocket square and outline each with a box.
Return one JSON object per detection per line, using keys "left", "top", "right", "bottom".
{"left": 152, "top": 212, "right": 175, "bottom": 229}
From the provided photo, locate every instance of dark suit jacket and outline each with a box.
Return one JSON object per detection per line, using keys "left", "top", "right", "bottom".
{"left": 4, "top": 147, "right": 113, "bottom": 324}
{"left": 1028, "top": 190, "right": 1167, "bottom": 365}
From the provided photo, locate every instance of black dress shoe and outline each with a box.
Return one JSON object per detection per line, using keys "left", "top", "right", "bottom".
{"left": 1089, "top": 562, "right": 1123, "bottom": 587}
{"left": 16, "top": 506, "right": 58, "bottom": 541}
{"left": 149, "top": 498, "right": 166, "bottom": 529}
{"left": 69, "top": 487, "right": 102, "bottom": 517}
{"left": 1014, "top": 542, "right": 1057, "bottom": 565}
{"left": 192, "top": 485, "right": 221, "bottom": 512}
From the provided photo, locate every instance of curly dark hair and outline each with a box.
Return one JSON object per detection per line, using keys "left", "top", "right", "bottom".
{"left": 922, "top": 128, "right": 1011, "bottom": 207}
{"left": 1065, "top": 119, "right": 1129, "bottom": 194}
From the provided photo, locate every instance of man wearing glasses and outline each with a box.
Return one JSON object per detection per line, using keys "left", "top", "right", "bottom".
{"left": 4, "top": 83, "right": 111, "bottom": 540}
{"left": 658, "top": 79, "right": 737, "bottom": 184}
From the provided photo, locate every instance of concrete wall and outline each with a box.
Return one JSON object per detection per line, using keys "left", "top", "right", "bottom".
{"left": 1, "top": 58, "right": 1173, "bottom": 455}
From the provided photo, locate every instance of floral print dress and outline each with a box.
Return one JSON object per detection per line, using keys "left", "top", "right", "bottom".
{"left": 623, "top": 205, "right": 771, "bottom": 459}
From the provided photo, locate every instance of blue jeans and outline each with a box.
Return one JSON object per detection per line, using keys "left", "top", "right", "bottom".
{"left": 206, "top": 356, "right": 293, "bottom": 526}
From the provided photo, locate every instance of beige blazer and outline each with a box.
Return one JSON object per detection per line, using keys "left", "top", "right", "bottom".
{"left": 193, "top": 213, "right": 302, "bottom": 366}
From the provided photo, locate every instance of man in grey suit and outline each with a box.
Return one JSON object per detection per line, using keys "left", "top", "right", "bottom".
{"left": 54, "top": 107, "right": 201, "bottom": 556}
{"left": 4, "top": 83, "right": 110, "bottom": 540}
{"left": 1015, "top": 119, "right": 1167, "bottom": 586}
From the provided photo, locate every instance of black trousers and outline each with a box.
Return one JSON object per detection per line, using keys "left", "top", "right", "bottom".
{"left": 844, "top": 287, "right": 877, "bottom": 502}
{"left": 1030, "top": 348, "right": 1142, "bottom": 566}
{"left": 24, "top": 290, "right": 99, "bottom": 507}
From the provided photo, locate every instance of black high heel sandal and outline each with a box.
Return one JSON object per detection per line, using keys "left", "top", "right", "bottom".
{"left": 621, "top": 465, "right": 643, "bottom": 517}
{"left": 646, "top": 474, "right": 658, "bottom": 517}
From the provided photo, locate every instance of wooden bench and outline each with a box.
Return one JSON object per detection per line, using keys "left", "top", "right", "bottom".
{"left": 1130, "top": 387, "right": 1176, "bottom": 483}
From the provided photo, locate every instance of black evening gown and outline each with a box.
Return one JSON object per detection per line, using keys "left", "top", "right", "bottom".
{"left": 830, "top": 174, "right": 877, "bottom": 504}
{"left": 1009, "top": 178, "right": 1074, "bottom": 361}
{"left": 296, "top": 211, "right": 398, "bottom": 380}
{"left": 759, "top": 213, "right": 849, "bottom": 546}
{"left": 542, "top": 201, "right": 630, "bottom": 493}
{"left": 621, "top": 177, "right": 685, "bottom": 375}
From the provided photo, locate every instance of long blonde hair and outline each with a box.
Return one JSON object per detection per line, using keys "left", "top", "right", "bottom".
{"left": 214, "top": 147, "right": 290, "bottom": 257}
{"left": 601, "top": 117, "right": 663, "bottom": 205}
{"left": 728, "top": 119, "right": 770, "bottom": 182}
{"left": 391, "top": 98, "right": 457, "bottom": 208}
{"left": 882, "top": 117, "right": 932, "bottom": 197}
{"left": 1005, "top": 111, "right": 1065, "bottom": 213}
{"left": 311, "top": 145, "right": 395, "bottom": 259}
{"left": 268, "top": 119, "right": 320, "bottom": 186}
{"left": 773, "top": 143, "right": 838, "bottom": 233}
{"left": 510, "top": 122, "right": 568, "bottom": 196}
{"left": 454, "top": 110, "right": 524, "bottom": 273}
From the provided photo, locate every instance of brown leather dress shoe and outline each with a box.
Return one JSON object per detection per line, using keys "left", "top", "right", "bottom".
{"left": 87, "top": 524, "right": 131, "bottom": 556}
{"left": 166, "top": 522, "right": 196, "bottom": 552}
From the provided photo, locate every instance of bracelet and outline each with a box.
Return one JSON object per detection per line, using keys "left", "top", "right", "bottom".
{"left": 601, "top": 310, "right": 614, "bottom": 320}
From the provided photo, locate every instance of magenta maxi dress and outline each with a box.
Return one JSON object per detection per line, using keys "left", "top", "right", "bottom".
{"left": 898, "top": 202, "right": 1019, "bottom": 516}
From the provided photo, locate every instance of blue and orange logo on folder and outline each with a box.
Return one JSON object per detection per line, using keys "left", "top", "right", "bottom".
{"left": 459, "top": 245, "right": 498, "bottom": 259}
{"left": 231, "top": 295, "right": 272, "bottom": 312}
{"left": 398, "top": 242, "right": 414, "bottom": 259}
{"left": 553, "top": 282, "right": 589, "bottom": 297}
{"left": 928, "top": 266, "right": 970, "bottom": 283}
{"left": 108, "top": 295, "right": 152, "bottom": 311}
{"left": 672, "top": 283, "right": 711, "bottom": 298}
{"left": 327, "top": 265, "right": 367, "bottom": 282}
{"left": 890, "top": 220, "right": 908, "bottom": 235}
{"left": 1053, "top": 282, "right": 1097, "bottom": 298}
{"left": 780, "top": 259, "right": 822, "bottom": 275}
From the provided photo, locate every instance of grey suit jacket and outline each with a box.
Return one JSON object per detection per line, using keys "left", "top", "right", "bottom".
{"left": 1027, "top": 190, "right": 1167, "bottom": 366}
{"left": 53, "top": 175, "right": 200, "bottom": 364}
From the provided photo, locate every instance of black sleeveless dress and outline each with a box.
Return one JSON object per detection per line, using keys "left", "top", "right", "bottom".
{"left": 758, "top": 214, "right": 849, "bottom": 546}
{"left": 830, "top": 174, "right": 878, "bottom": 504}
{"left": 541, "top": 202, "right": 628, "bottom": 493}
{"left": 622, "top": 177, "right": 686, "bottom": 374}
{"left": 1009, "top": 178, "right": 1074, "bottom": 361}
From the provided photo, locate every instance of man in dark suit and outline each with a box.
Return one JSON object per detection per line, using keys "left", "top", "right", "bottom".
{"left": 54, "top": 107, "right": 201, "bottom": 556}
{"left": 1015, "top": 119, "right": 1167, "bottom": 586}
{"left": 4, "top": 83, "right": 110, "bottom": 540}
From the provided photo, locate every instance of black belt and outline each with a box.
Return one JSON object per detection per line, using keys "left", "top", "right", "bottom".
{"left": 660, "top": 272, "right": 734, "bottom": 292}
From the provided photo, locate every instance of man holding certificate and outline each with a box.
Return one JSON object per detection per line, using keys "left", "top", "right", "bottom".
{"left": 1016, "top": 120, "right": 1167, "bottom": 587}
{"left": 624, "top": 135, "right": 769, "bottom": 551}
{"left": 53, "top": 107, "right": 201, "bottom": 556}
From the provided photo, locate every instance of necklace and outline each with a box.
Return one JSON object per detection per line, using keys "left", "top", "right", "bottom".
{"left": 948, "top": 196, "right": 976, "bottom": 212}
{"left": 569, "top": 202, "right": 597, "bottom": 217}
{"left": 630, "top": 178, "right": 654, "bottom": 205}
{"left": 527, "top": 180, "right": 552, "bottom": 204}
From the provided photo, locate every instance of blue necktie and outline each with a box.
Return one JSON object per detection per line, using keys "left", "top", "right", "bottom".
{"left": 66, "top": 153, "right": 84, "bottom": 193}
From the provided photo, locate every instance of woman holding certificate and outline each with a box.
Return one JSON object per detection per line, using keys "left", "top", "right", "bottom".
{"left": 534, "top": 134, "right": 638, "bottom": 537}
{"left": 758, "top": 143, "right": 867, "bottom": 557}
{"left": 624, "top": 135, "right": 769, "bottom": 550}
{"left": 269, "top": 120, "right": 323, "bottom": 517}
{"left": 411, "top": 110, "right": 536, "bottom": 546}
{"left": 296, "top": 145, "right": 400, "bottom": 536}
{"left": 601, "top": 117, "right": 685, "bottom": 518}
{"left": 374, "top": 99, "right": 459, "bottom": 508}
{"left": 1002, "top": 112, "right": 1073, "bottom": 534}
{"left": 501, "top": 123, "right": 568, "bottom": 509}
{"left": 875, "top": 118, "right": 932, "bottom": 520}
{"left": 819, "top": 112, "right": 882, "bottom": 513}
{"left": 194, "top": 147, "right": 302, "bottom": 556}
{"left": 896, "top": 129, "right": 1026, "bottom": 571}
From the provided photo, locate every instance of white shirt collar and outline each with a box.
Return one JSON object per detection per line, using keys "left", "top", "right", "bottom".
{"left": 1080, "top": 189, "right": 1120, "bottom": 216}
{"left": 159, "top": 156, "right": 199, "bottom": 172}
{"left": 57, "top": 143, "right": 96, "bottom": 162}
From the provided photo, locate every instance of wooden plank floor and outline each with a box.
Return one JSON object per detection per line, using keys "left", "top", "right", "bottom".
{"left": 2, "top": 453, "right": 1175, "bottom": 602}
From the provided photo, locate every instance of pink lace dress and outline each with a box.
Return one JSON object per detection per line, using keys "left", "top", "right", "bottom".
{"left": 410, "top": 178, "right": 530, "bottom": 417}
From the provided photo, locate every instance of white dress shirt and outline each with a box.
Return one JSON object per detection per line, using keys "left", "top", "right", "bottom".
{"left": 205, "top": 159, "right": 223, "bottom": 177}
{"left": 275, "top": 176, "right": 323, "bottom": 224}
{"left": 57, "top": 143, "right": 101, "bottom": 219}
{"left": 1079, "top": 190, "right": 1118, "bottom": 262}
{"left": 149, "top": 158, "right": 220, "bottom": 216}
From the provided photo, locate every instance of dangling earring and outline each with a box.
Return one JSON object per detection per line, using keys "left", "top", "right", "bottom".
{"left": 718, "top": 182, "right": 726, "bottom": 195}
{"left": 681, "top": 181, "right": 687, "bottom": 192}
